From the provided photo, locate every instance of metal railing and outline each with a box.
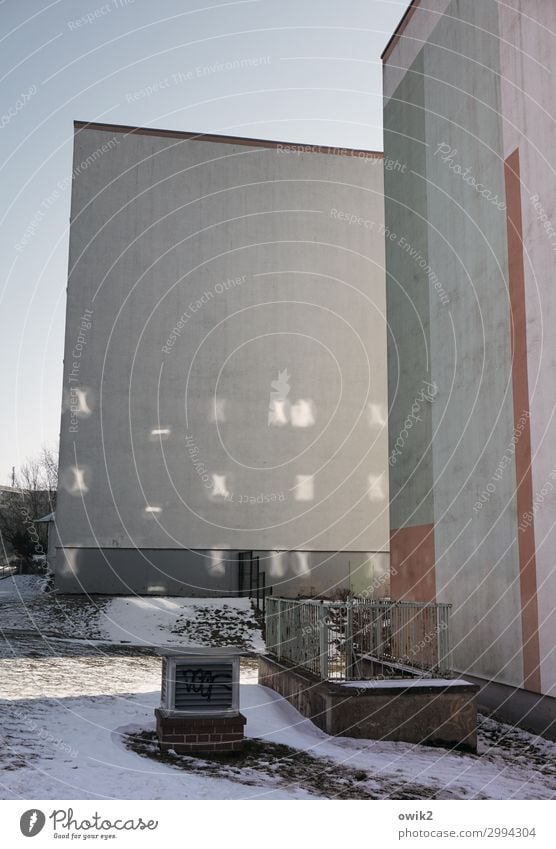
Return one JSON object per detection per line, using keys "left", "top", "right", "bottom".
{"left": 238, "top": 552, "right": 272, "bottom": 616}
{"left": 265, "top": 597, "right": 453, "bottom": 681}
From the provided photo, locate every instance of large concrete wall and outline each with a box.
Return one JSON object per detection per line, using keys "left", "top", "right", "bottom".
{"left": 55, "top": 124, "right": 389, "bottom": 596}
{"left": 383, "top": 0, "right": 546, "bottom": 692}
{"left": 497, "top": 1, "right": 556, "bottom": 698}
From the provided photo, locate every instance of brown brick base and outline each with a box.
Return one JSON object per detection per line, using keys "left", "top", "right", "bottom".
{"left": 155, "top": 710, "right": 247, "bottom": 754}
{"left": 259, "top": 655, "right": 479, "bottom": 752}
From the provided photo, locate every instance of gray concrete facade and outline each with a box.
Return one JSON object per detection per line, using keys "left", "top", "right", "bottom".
{"left": 383, "top": 0, "right": 556, "bottom": 708}
{"left": 54, "top": 123, "right": 389, "bottom": 596}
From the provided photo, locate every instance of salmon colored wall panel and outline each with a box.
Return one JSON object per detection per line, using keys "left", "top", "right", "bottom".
{"left": 505, "top": 148, "right": 541, "bottom": 693}
{"left": 390, "top": 524, "right": 436, "bottom": 602}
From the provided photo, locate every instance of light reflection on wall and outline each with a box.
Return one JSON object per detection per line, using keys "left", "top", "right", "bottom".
{"left": 268, "top": 396, "right": 316, "bottom": 428}
{"left": 367, "top": 402, "right": 387, "bottom": 429}
{"left": 270, "top": 550, "right": 286, "bottom": 577}
{"left": 268, "top": 398, "right": 289, "bottom": 426}
{"left": 291, "top": 399, "right": 315, "bottom": 428}
{"left": 367, "top": 473, "right": 386, "bottom": 502}
{"left": 59, "top": 548, "right": 78, "bottom": 576}
{"left": 63, "top": 465, "right": 90, "bottom": 495}
{"left": 208, "top": 398, "right": 227, "bottom": 423}
{"left": 150, "top": 427, "right": 171, "bottom": 440}
{"left": 64, "top": 386, "right": 93, "bottom": 418}
{"left": 209, "top": 550, "right": 226, "bottom": 577}
{"left": 295, "top": 551, "right": 310, "bottom": 576}
{"left": 73, "top": 388, "right": 92, "bottom": 416}
{"left": 294, "top": 474, "right": 314, "bottom": 502}
{"left": 268, "top": 369, "right": 290, "bottom": 426}
{"left": 211, "top": 474, "right": 230, "bottom": 498}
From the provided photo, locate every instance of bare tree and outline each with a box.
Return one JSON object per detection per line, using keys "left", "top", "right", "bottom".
{"left": 39, "top": 446, "right": 58, "bottom": 504}
{"left": 0, "top": 445, "right": 58, "bottom": 569}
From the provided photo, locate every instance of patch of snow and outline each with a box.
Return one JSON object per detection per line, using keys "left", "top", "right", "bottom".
{"left": 0, "top": 574, "right": 44, "bottom": 602}
{"left": 0, "top": 634, "right": 554, "bottom": 801}
{"left": 102, "top": 596, "right": 265, "bottom": 651}
{"left": 0, "top": 590, "right": 264, "bottom": 652}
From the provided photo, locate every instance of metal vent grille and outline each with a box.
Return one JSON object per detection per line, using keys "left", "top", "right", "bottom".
{"left": 172, "top": 662, "right": 234, "bottom": 712}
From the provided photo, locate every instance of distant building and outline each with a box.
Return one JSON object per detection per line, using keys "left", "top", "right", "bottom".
{"left": 0, "top": 485, "right": 18, "bottom": 510}
{"left": 53, "top": 122, "right": 389, "bottom": 597}
{"left": 383, "top": 0, "right": 555, "bottom": 731}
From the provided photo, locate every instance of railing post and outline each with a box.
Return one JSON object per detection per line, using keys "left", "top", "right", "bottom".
{"left": 446, "top": 605, "right": 453, "bottom": 673}
{"left": 345, "top": 600, "right": 354, "bottom": 680}
{"left": 319, "top": 603, "right": 328, "bottom": 680}
{"left": 439, "top": 603, "right": 452, "bottom": 674}
{"left": 262, "top": 572, "right": 266, "bottom": 618}
{"left": 276, "top": 599, "right": 282, "bottom": 661}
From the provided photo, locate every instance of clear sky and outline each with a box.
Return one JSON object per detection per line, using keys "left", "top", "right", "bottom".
{"left": 0, "top": 0, "right": 406, "bottom": 482}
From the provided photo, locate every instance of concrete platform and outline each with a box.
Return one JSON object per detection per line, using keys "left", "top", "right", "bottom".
{"left": 259, "top": 654, "right": 479, "bottom": 751}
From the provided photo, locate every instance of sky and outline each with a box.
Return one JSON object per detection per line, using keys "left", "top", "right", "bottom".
{"left": 0, "top": 0, "right": 406, "bottom": 483}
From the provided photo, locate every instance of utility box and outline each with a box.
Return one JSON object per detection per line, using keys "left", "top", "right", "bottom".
{"left": 155, "top": 649, "right": 246, "bottom": 754}
{"left": 160, "top": 653, "right": 240, "bottom": 715}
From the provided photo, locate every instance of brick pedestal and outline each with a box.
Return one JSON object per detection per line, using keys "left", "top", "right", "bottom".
{"left": 155, "top": 709, "right": 247, "bottom": 754}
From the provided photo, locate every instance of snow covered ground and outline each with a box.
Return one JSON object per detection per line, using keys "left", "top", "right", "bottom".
{"left": 0, "top": 577, "right": 554, "bottom": 800}
{"left": 0, "top": 575, "right": 263, "bottom": 651}
{"left": 0, "top": 633, "right": 554, "bottom": 800}
{"left": 0, "top": 574, "right": 45, "bottom": 602}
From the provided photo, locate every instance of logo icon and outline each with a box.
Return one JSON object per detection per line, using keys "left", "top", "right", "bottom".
{"left": 20, "top": 810, "right": 46, "bottom": 837}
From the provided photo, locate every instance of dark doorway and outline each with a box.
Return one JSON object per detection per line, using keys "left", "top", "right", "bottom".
{"left": 237, "top": 551, "right": 271, "bottom": 614}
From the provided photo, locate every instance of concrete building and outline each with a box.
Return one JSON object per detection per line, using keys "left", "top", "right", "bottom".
{"left": 54, "top": 122, "right": 389, "bottom": 597}
{"left": 383, "top": 0, "right": 555, "bottom": 732}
